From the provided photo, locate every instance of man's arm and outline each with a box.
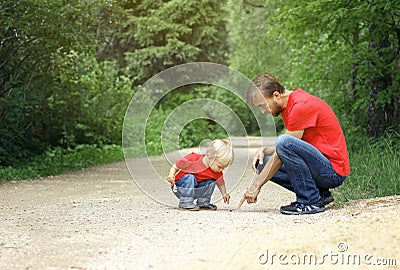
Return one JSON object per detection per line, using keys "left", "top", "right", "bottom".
{"left": 251, "top": 146, "right": 275, "bottom": 173}
{"left": 285, "top": 129, "right": 304, "bottom": 139}
{"left": 238, "top": 129, "right": 304, "bottom": 206}
{"left": 251, "top": 129, "right": 304, "bottom": 190}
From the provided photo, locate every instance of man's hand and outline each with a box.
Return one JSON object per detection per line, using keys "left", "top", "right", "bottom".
{"left": 238, "top": 188, "right": 261, "bottom": 208}
{"left": 252, "top": 147, "right": 265, "bottom": 173}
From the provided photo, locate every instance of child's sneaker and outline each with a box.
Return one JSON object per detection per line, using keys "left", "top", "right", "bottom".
{"left": 178, "top": 205, "right": 200, "bottom": 211}
{"left": 280, "top": 200, "right": 325, "bottom": 215}
{"left": 198, "top": 204, "right": 217, "bottom": 211}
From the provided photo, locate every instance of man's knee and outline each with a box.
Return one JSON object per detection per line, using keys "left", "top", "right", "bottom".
{"left": 276, "top": 134, "right": 293, "bottom": 150}
{"left": 276, "top": 134, "right": 302, "bottom": 157}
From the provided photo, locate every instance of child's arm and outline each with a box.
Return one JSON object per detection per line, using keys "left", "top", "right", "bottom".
{"left": 217, "top": 184, "right": 230, "bottom": 204}
{"left": 167, "top": 163, "right": 181, "bottom": 185}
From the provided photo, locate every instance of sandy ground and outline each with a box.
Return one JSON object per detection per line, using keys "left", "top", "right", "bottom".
{"left": 1, "top": 139, "right": 399, "bottom": 270}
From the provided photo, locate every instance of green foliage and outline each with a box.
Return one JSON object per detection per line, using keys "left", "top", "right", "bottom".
{"left": 144, "top": 86, "right": 247, "bottom": 156}
{"left": 1, "top": 0, "right": 230, "bottom": 167}
{"left": 0, "top": 0, "right": 115, "bottom": 165}
{"left": 334, "top": 132, "right": 400, "bottom": 203}
{"left": 0, "top": 144, "right": 123, "bottom": 181}
{"left": 179, "top": 119, "right": 228, "bottom": 149}
{"left": 121, "top": 0, "right": 228, "bottom": 84}
{"left": 145, "top": 107, "right": 229, "bottom": 157}
{"left": 226, "top": 0, "right": 294, "bottom": 132}
{"left": 157, "top": 85, "right": 260, "bottom": 134}
{"left": 0, "top": 87, "right": 32, "bottom": 165}
{"left": 227, "top": 0, "right": 290, "bottom": 81}
{"left": 228, "top": 0, "right": 400, "bottom": 138}
{"left": 48, "top": 51, "right": 134, "bottom": 147}
{"left": 263, "top": 0, "right": 400, "bottom": 138}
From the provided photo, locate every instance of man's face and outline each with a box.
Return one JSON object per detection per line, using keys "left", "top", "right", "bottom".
{"left": 253, "top": 91, "right": 282, "bottom": 117}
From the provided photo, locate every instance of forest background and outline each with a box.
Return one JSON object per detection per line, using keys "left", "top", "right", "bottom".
{"left": 1, "top": 0, "right": 399, "bottom": 202}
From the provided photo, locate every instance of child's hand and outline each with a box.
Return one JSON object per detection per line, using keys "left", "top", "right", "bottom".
{"left": 166, "top": 175, "right": 175, "bottom": 185}
{"left": 223, "top": 194, "right": 230, "bottom": 204}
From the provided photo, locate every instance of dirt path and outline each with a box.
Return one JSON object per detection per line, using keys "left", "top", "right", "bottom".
{"left": 1, "top": 139, "right": 399, "bottom": 269}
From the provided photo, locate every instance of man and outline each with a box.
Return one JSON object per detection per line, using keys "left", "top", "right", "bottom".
{"left": 239, "top": 74, "right": 350, "bottom": 215}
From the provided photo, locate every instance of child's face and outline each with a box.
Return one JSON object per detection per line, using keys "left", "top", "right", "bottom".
{"left": 209, "top": 159, "right": 227, "bottom": 173}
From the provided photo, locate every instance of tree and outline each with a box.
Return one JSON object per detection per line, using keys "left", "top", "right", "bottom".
{"left": 1, "top": 0, "right": 231, "bottom": 165}
{"left": 227, "top": 0, "right": 290, "bottom": 81}
{"left": 0, "top": 0, "right": 111, "bottom": 165}
{"left": 100, "top": 0, "right": 229, "bottom": 84}
{"left": 264, "top": 0, "right": 400, "bottom": 138}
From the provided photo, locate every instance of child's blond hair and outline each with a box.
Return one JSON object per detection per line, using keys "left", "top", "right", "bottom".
{"left": 206, "top": 139, "right": 233, "bottom": 167}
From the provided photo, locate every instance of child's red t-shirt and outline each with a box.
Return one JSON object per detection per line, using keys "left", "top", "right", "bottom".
{"left": 174, "top": 152, "right": 225, "bottom": 186}
{"left": 281, "top": 89, "right": 350, "bottom": 176}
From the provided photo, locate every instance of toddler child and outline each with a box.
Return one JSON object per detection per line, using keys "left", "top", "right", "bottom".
{"left": 167, "top": 139, "right": 233, "bottom": 211}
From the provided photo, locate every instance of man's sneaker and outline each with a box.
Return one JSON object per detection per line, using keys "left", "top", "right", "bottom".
{"left": 287, "top": 194, "right": 333, "bottom": 207}
{"left": 319, "top": 189, "right": 335, "bottom": 205}
{"left": 199, "top": 204, "right": 217, "bottom": 211}
{"left": 322, "top": 194, "right": 334, "bottom": 205}
{"left": 284, "top": 191, "right": 333, "bottom": 213}
{"left": 280, "top": 201, "right": 325, "bottom": 215}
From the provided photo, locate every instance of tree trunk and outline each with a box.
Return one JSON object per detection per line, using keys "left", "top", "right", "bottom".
{"left": 366, "top": 22, "right": 389, "bottom": 138}
{"left": 367, "top": 77, "right": 387, "bottom": 138}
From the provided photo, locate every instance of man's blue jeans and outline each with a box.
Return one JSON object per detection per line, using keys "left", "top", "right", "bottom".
{"left": 257, "top": 135, "right": 346, "bottom": 204}
{"left": 172, "top": 174, "right": 216, "bottom": 207}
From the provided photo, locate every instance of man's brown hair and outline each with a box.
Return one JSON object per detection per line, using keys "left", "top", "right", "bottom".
{"left": 246, "top": 74, "right": 285, "bottom": 104}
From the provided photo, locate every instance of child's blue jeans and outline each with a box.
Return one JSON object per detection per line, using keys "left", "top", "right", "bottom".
{"left": 172, "top": 174, "right": 216, "bottom": 208}
{"left": 257, "top": 135, "right": 346, "bottom": 204}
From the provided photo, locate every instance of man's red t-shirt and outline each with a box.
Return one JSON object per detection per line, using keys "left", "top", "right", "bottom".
{"left": 281, "top": 89, "right": 350, "bottom": 176}
{"left": 174, "top": 152, "right": 225, "bottom": 186}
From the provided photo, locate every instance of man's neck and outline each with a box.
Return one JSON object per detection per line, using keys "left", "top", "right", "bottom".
{"left": 281, "top": 89, "right": 292, "bottom": 109}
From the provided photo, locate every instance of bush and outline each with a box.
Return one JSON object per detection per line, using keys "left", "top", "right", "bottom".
{"left": 48, "top": 51, "right": 135, "bottom": 147}
{"left": 333, "top": 132, "right": 400, "bottom": 204}
{"left": 142, "top": 84, "right": 259, "bottom": 156}
{"left": 0, "top": 144, "right": 123, "bottom": 181}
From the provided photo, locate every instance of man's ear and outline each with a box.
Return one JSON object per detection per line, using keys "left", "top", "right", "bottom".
{"left": 273, "top": 91, "right": 281, "bottom": 98}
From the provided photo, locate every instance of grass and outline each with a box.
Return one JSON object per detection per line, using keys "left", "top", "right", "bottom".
{"left": 333, "top": 135, "right": 400, "bottom": 205}
{"left": 0, "top": 144, "right": 124, "bottom": 181}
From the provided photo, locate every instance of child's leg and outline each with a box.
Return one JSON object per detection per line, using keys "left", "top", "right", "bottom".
{"left": 194, "top": 179, "right": 216, "bottom": 207}
{"left": 174, "top": 174, "right": 197, "bottom": 208}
